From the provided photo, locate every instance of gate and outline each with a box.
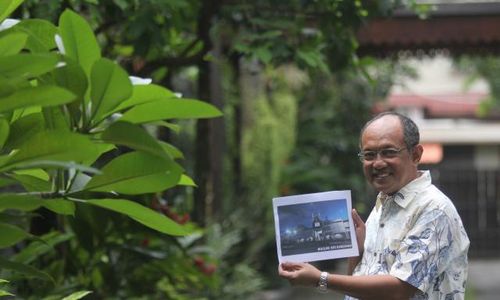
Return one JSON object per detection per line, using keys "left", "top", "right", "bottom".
{"left": 431, "top": 168, "right": 500, "bottom": 258}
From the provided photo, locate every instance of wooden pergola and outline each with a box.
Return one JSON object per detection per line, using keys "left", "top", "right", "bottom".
{"left": 356, "top": 1, "right": 500, "bottom": 57}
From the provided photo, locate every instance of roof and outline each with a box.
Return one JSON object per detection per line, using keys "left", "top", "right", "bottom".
{"left": 357, "top": 1, "right": 500, "bottom": 56}
{"left": 376, "top": 93, "right": 486, "bottom": 118}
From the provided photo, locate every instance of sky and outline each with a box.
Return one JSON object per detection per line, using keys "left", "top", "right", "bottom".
{"left": 277, "top": 199, "right": 348, "bottom": 234}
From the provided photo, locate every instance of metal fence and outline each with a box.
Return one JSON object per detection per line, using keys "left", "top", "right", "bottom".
{"left": 431, "top": 168, "right": 500, "bottom": 258}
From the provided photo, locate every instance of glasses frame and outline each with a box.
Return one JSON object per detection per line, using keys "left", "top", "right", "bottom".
{"left": 357, "top": 147, "right": 408, "bottom": 162}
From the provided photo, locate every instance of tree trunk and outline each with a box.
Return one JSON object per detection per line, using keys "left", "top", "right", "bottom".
{"left": 193, "top": 0, "right": 223, "bottom": 225}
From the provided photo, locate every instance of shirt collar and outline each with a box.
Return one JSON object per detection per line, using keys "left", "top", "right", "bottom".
{"left": 377, "top": 170, "right": 432, "bottom": 209}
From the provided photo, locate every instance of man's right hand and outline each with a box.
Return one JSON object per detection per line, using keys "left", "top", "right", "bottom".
{"left": 352, "top": 208, "right": 365, "bottom": 255}
{"left": 347, "top": 209, "right": 365, "bottom": 275}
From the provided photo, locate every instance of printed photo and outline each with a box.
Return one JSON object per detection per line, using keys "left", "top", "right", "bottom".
{"left": 273, "top": 190, "right": 359, "bottom": 263}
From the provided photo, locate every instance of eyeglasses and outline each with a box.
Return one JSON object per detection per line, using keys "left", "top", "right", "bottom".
{"left": 357, "top": 148, "right": 407, "bottom": 162}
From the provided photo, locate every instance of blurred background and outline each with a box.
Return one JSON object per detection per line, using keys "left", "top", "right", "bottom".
{"left": 3, "top": 0, "right": 500, "bottom": 299}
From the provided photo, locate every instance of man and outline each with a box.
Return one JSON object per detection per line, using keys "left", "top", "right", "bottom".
{"left": 279, "top": 112, "right": 469, "bottom": 299}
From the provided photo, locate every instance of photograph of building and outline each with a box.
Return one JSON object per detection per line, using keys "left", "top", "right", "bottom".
{"left": 277, "top": 199, "right": 352, "bottom": 256}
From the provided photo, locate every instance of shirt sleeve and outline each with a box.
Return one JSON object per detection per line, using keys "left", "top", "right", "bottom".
{"left": 388, "top": 208, "right": 458, "bottom": 293}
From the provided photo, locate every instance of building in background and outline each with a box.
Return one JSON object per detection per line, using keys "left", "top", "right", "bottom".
{"left": 378, "top": 55, "right": 500, "bottom": 257}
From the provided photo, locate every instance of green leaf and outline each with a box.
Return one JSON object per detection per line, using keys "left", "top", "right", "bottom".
{"left": 0, "top": 289, "right": 14, "bottom": 297}
{"left": 101, "top": 121, "right": 169, "bottom": 160}
{"left": 14, "top": 168, "right": 49, "bottom": 180}
{"left": 4, "top": 113, "right": 44, "bottom": 151}
{"left": 159, "top": 141, "right": 183, "bottom": 159}
{"left": 255, "top": 47, "right": 272, "bottom": 64}
{"left": 1, "top": 130, "right": 98, "bottom": 171}
{"left": 0, "top": 222, "right": 30, "bottom": 248}
{"left": 0, "top": 117, "right": 9, "bottom": 149}
{"left": 53, "top": 59, "right": 88, "bottom": 100}
{"left": 15, "top": 19, "right": 57, "bottom": 53}
{"left": 178, "top": 174, "right": 196, "bottom": 186}
{"left": 83, "top": 151, "right": 182, "bottom": 195}
{"left": 0, "top": 194, "right": 44, "bottom": 212}
{"left": 42, "top": 105, "right": 70, "bottom": 131}
{"left": 90, "top": 58, "right": 132, "bottom": 123}
{"left": 61, "top": 291, "right": 92, "bottom": 300}
{"left": 0, "top": 32, "right": 27, "bottom": 56}
{"left": 82, "top": 198, "right": 188, "bottom": 236}
{"left": 0, "top": 85, "right": 76, "bottom": 113}
{"left": 120, "top": 99, "right": 222, "bottom": 124}
{"left": 58, "top": 9, "right": 101, "bottom": 76}
{"left": 112, "top": 84, "right": 175, "bottom": 113}
{"left": 11, "top": 160, "right": 101, "bottom": 174}
{"left": 8, "top": 173, "right": 51, "bottom": 192}
{"left": 12, "top": 231, "right": 73, "bottom": 265}
{"left": 153, "top": 121, "right": 181, "bottom": 133}
{"left": 0, "top": 0, "right": 23, "bottom": 22}
{"left": 0, "top": 53, "right": 59, "bottom": 80}
{"left": 43, "top": 199, "right": 75, "bottom": 216}
{"left": 0, "top": 256, "right": 54, "bottom": 283}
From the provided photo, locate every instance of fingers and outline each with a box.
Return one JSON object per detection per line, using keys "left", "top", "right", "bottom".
{"left": 352, "top": 209, "right": 365, "bottom": 227}
{"left": 279, "top": 262, "right": 301, "bottom": 279}
{"left": 280, "top": 261, "right": 304, "bottom": 271}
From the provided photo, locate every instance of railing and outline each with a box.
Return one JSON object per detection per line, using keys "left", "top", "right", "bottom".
{"left": 431, "top": 168, "right": 500, "bottom": 258}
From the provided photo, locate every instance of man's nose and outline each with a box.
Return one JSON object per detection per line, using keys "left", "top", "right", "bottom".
{"left": 372, "top": 154, "right": 387, "bottom": 167}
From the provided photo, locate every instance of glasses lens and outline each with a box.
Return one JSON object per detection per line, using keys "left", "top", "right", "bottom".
{"left": 361, "top": 151, "right": 376, "bottom": 161}
{"left": 380, "top": 149, "right": 399, "bottom": 158}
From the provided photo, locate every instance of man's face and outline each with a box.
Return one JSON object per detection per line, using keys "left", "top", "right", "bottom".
{"left": 360, "top": 116, "right": 421, "bottom": 195}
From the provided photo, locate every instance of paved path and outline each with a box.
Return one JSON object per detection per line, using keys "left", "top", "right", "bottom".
{"left": 256, "top": 259, "right": 500, "bottom": 300}
{"left": 467, "top": 259, "right": 500, "bottom": 300}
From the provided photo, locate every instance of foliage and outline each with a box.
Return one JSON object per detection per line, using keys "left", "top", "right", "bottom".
{"left": 0, "top": 1, "right": 223, "bottom": 298}
{"left": 455, "top": 56, "right": 500, "bottom": 117}
{"left": 6, "top": 0, "right": 427, "bottom": 298}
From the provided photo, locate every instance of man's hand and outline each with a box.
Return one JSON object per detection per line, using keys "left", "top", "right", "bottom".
{"left": 278, "top": 262, "right": 321, "bottom": 287}
{"left": 348, "top": 209, "right": 366, "bottom": 275}
{"left": 352, "top": 209, "right": 365, "bottom": 254}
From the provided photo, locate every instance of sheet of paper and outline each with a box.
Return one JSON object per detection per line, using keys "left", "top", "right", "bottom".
{"left": 273, "top": 190, "right": 359, "bottom": 263}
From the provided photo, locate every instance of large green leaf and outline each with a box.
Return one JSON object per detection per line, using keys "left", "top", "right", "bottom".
{"left": 58, "top": 9, "right": 101, "bottom": 76}
{"left": 0, "top": 194, "right": 44, "bottom": 212}
{"left": 15, "top": 19, "right": 57, "bottom": 53}
{"left": 0, "top": 256, "right": 53, "bottom": 283}
{"left": 8, "top": 173, "right": 51, "bottom": 192}
{"left": 0, "top": 223, "right": 30, "bottom": 248}
{"left": 0, "top": 85, "right": 76, "bottom": 113}
{"left": 0, "top": 53, "right": 59, "bottom": 80}
{"left": 83, "top": 151, "right": 182, "bottom": 195}
{"left": 53, "top": 59, "right": 88, "bottom": 100}
{"left": 90, "top": 58, "right": 132, "bottom": 123}
{"left": 120, "top": 98, "right": 222, "bottom": 124}
{"left": 101, "top": 121, "right": 169, "bottom": 160}
{"left": 112, "top": 84, "right": 176, "bottom": 113}
{"left": 4, "top": 113, "right": 44, "bottom": 151}
{"left": 0, "top": 32, "right": 27, "bottom": 56}
{"left": 82, "top": 198, "right": 188, "bottom": 236}
{"left": 14, "top": 168, "right": 49, "bottom": 180}
{"left": 1, "top": 130, "right": 98, "bottom": 171}
{"left": 43, "top": 199, "right": 75, "bottom": 216}
{"left": 0, "top": 0, "right": 23, "bottom": 22}
{"left": 0, "top": 194, "right": 74, "bottom": 216}
{"left": 42, "top": 105, "right": 70, "bottom": 131}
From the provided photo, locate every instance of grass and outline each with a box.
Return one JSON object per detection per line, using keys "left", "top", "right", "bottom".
{"left": 465, "top": 281, "right": 476, "bottom": 300}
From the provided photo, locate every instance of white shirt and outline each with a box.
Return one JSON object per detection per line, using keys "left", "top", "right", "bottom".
{"left": 346, "top": 171, "right": 470, "bottom": 300}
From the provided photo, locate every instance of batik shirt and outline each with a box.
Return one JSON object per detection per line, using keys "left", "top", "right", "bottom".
{"left": 346, "top": 171, "right": 470, "bottom": 300}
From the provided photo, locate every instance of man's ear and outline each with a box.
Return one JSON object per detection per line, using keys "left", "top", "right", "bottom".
{"left": 412, "top": 144, "right": 424, "bottom": 164}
